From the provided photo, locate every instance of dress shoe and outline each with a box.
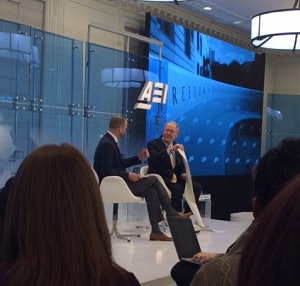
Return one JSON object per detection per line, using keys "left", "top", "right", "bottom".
{"left": 177, "top": 212, "right": 192, "bottom": 219}
{"left": 149, "top": 232, "right": 173, "bottom": 241}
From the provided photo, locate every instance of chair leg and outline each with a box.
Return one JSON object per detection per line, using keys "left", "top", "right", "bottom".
{"left": 110, "top": 203, "right": 141, "bottom": 242}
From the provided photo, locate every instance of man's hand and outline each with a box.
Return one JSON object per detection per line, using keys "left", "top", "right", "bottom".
{"left": 169, "top": 143, "right": 184, "bottom": 152}
{"left": 192, "top": 252, "right": 219, "bottom": 264}
{"left": 138, "top": 148, "right": 149, "bottom": 161}
{"left": 128, "top": 172, "right": 141, "bottom": 182}
{"left": 180, "top": 173, "right": 187, "bottom": 181}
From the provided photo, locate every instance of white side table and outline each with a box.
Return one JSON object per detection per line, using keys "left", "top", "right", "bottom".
{"left": 199, "top": 194, "right": 211, "bottom": 228}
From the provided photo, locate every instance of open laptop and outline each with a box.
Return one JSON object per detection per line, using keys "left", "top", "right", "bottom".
{"left": 167, "top": 217, "right": 202, "bottom": 265}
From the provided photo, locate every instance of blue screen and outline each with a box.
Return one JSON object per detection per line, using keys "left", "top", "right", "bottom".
{"left": 145, "top": 15, "right": 264, "bottom": 176}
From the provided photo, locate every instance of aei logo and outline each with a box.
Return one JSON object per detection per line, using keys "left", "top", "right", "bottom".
{"left": 134, "top": 81, "right": 168, "bottom": 110}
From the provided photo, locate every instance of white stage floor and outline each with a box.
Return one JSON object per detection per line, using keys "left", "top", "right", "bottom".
{"left": 111, "top": 218, "right": 250, "bottom": 285}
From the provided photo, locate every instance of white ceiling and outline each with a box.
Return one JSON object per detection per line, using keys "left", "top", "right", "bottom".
{"left": 178, "top": 0, "right": 293, "bottom": 34}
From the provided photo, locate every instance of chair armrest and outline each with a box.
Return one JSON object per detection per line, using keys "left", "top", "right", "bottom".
{"left": 139, "top": 166, "right": 171, "bottom": 198}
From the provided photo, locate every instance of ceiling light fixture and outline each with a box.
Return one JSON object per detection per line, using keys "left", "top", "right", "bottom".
{"left": 251, "top": 0, "right": 300, "bottom": 51}
{"left": 101, "top": 68, "right": 159, "bottom": 88}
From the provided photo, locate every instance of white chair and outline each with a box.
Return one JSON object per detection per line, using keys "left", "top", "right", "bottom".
{"left": 139, "top": 165, "right": 149, "bottom": 177}
{"left": 140, "top": 165, "right": 172, "bottom": 197}
{"left": 100, "top": 176, "right": 145, "bottom": 242}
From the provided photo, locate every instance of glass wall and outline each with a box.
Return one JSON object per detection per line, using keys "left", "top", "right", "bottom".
{"left": 0, "top": 20, "right": 166, "bottom": 188}
{"left": 266, "top": 93, "right": 300, "bottom": 150}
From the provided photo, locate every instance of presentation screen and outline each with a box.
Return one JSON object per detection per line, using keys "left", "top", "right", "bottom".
{"left": 145, "top": 14, "right": 265, "bottom": 176}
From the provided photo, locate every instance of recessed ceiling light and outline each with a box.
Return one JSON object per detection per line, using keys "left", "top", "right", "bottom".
{"left": 203, "top": 6, "right": 212, "bottom": 11}
{"left": 233, "top": 21, "right": 242, "bottom": 25}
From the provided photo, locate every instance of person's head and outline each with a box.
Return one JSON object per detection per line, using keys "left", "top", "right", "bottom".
{"left": 238, "top": 173, "right": 300, "bottom": 286}
{"left": 0, "top": 176, "right": 14, "bottom": 261}
{"left": 162, "top": 122, "right": 179, "bottom": 145}
{"left": 3, "top": 144, "right": 118, "bottom": 286}
{"left": 252, "top": 138, "right": 300, "bottom": 218}
{"left": 109, "top": 115, "right": 128, "bottom": 138}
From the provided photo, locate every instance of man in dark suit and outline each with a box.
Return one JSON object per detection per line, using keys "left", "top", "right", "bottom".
{"left": 93, "top": 116, "right": 191, "bottom": 241}
{"left": 147, "top": 122, "right": 202, "bottom": 213}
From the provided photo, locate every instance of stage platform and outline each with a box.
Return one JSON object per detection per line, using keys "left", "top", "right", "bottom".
{"left": 111, "top": 217, "right": 250, "bottom": 285}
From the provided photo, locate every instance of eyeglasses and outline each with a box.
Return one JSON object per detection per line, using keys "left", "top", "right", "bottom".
{"left": 164, "top": 128, "right": 177, "bottom": 134}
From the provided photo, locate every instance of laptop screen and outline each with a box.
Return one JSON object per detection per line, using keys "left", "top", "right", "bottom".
{"left": 167, "top": 217, "right": 201, "bottom": 259}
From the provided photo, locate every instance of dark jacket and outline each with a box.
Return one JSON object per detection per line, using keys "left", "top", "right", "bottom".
{"left": 93, "top": 132, "right": 141, "bottom": 182}
{"left": 147, "top": 137, "right": 185, "bottom": 183}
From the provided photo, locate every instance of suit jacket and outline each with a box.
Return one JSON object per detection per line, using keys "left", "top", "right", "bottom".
{"left": 93, "top": 132, "right": 141, "bottom": 182}
{"left": 147, "top": 137, "right": 185, "bottom": 184}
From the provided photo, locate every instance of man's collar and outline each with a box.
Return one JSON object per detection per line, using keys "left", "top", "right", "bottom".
{"left": 161, "top": 137, "right": 173, "bottom": 147}
{"left": 108, "top": 130, "right": 118, "bottom": 143}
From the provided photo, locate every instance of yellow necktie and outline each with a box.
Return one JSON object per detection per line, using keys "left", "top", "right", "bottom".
{"left": 169, "top": 153, "right": 177, "bottom": 183}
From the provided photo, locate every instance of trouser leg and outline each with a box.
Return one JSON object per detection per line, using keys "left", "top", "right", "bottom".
{"left": 171, "top": 260, "right": 200, "bottom": 286}
{"left": 166, "top": 181, "right": 185, "bottom": 212}
{"left": 151, "top": 177, "right": 178, "bottom": 217}
{"left": 184, "top": 181, "right": 202, "bottom": 212}
{"left": 127, "top": 177, "right": 167, "bottom": 226}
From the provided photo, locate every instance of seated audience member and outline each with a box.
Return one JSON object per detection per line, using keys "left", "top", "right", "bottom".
{"left": 170, "top": 138, "right": 300, "bottom": 286}
{"left": 0, "top": 144, "right": 140, "bottom": 286}
{"left": 238, "top": 173, "right": 300, "bottom": 286}
{"left": 0, "top": 177, "right": 14, "bottom": 260}
{"left": 147, "top": 121, "right": 202, "bottom": 213}
{"left": 93, "top": 116, "right": 190, "bottom": 242}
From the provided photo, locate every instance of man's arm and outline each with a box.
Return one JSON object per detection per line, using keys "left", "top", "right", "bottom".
{"left": 147, "top": 139, "right": 169, "bottom": 160}
{"left": 190, "top": 253, "right": 240, "bottom": 286}
{"left": 147, "top": 139, "right": 171, "bottom": 177}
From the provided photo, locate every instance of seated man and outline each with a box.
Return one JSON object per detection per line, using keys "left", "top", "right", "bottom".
{"left": 93, "top": 116, "right": 191, "bottom": 242}
{"left": 147, "top": 121, "right": 202, "bottom": 213}
{"left": 170, "top": 138, "right": 300, "bottom": 286}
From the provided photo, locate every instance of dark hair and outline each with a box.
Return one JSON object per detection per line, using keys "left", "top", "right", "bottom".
{"left": 109, "top": 115, "right": 126, "bottom": 129}
{"left": 238, "top": 173, "right": 300, "bottom": 286}
{"left": 0, "top": 177, "right": 14, "bottom": 223}
{"left": 2, "top": 144, "right": 124, "bottom": 286}
{"left": 254, "top": 138, "right": 300, "bottom": 208}
{"left": 0, "top": 177, "right": 14, "bottom": 260}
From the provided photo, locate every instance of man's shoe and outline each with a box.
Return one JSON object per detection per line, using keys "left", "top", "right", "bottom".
{"left": 149, "top": 233, "right": 173, "bottom": 241}
{"left": 177, "top": 212, "right": 192, "bottom": 219}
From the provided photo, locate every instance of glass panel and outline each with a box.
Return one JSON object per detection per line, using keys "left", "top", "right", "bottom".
{"left": 84, "top": 43, "right": 167, "bottom": 164}
{"left": 40, "top": 33, "right": 83, "bottom": 149}
{"left": 0, "top": 19, "right": 167, "bottom": 188}
{"left": 266, "top": 93, "right": 300, "bottom": 150}
{"left": 0, "top": 20, "right": 84, "bottom": 186}
{"left": 0, "top": 19, "right": 167, "bottom": 224}
{"left": 0, "top": 20, "right": 39, "bottom": 186}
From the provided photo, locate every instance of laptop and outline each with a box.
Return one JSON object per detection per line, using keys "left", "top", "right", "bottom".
{"left": 167, "top": 217, "right": 202, "bottom": 265}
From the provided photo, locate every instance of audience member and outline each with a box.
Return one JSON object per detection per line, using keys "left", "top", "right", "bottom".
{"left": 170, "top": 138, "right": 300, "bottom": 286}
{"left": 0, "top": 177, "right": 14, "bottom": 260}
{"left": 147, "top": 121, "right": 202, "bottom": 213}
{"left": 0, "top": 143, "right": 140, "bottom": 286}
{"left": 238, "top": 173, "right": 300, "bottom": 286}
{"left": 93, "top": 116, "right": 190, "bottom": 242}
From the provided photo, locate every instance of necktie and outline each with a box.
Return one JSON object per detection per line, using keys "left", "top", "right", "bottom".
{"left": 169, "top": 152, "right": 177, "bottom": 183}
